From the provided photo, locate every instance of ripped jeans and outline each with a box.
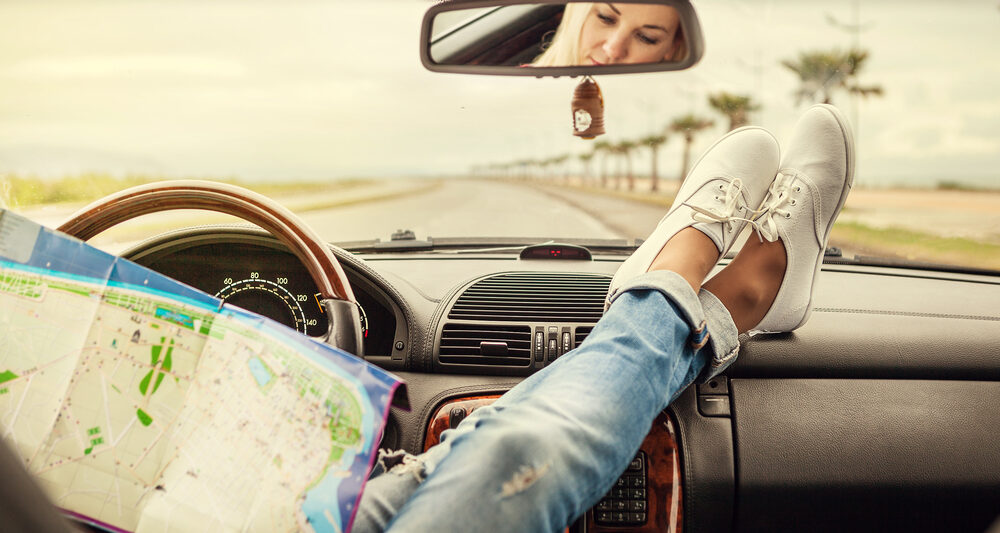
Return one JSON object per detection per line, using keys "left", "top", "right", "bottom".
{"left": 352, "top": 270, "right": 740, "bottom": 533}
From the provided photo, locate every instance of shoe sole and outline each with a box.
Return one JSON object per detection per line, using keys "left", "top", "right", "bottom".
{"left": 788, "top": 104, "right": 856, "bottom": 332}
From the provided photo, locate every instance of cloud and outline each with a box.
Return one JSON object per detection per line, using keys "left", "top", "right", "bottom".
{"left": 4, "top": 55, "right": 248, "bottom": 82}
{"left": 0, "top": 0, "right": 998, "bottom": 182}
{"left": 876, "top": 115, "right": 1000, "bottom": 159}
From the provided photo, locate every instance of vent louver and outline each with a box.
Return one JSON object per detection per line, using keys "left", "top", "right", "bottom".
{"left": 575, "top": 326, "right": 594, "bottom": 348}
{"left": 448, "top": 273, "right": 610, "bottom": 322}
{"left": 439, "top": 324, "right": 532, "bottom": 366}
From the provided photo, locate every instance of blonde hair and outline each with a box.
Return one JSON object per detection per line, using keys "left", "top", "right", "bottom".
{"left": 531, "top": 3, "right": 593, "bottom": 67}
{"left": 531, "top": 2, "right": 687, "bottom": 67}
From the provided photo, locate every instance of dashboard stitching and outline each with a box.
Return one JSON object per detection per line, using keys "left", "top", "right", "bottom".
{"left": 814, "top": 307, "right": 1000, "bottom": 321}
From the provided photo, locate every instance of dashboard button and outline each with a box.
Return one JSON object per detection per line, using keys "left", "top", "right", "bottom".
{"left": 628, "top": 500, "right": 646, "bottom": 512}
{"left": 628, "top": 489, "right": 646, "bottom": 500}
{"left": 698, "top": 395, "right": 731, "bottom": 417}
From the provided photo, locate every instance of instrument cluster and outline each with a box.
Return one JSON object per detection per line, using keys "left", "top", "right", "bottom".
{"left": 133, "top": 239, "right": 396, "bottom": 356}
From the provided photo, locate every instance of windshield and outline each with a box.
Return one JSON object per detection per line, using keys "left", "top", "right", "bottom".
{"left": 1, "top": 1, "right": 998, "bottom": 269}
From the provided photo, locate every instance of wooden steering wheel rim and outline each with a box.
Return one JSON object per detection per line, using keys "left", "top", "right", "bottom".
{"left": 56, "top": 180, "right": 356, "bottom": 303}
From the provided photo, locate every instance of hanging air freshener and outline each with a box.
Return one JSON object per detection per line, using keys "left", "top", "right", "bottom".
{"left": 571, "top": 76, "right": 605, "bottom": 139}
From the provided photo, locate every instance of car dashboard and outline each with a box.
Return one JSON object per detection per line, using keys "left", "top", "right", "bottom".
{"left": 126, "top": 226, "right": 1000, "bottom": 533}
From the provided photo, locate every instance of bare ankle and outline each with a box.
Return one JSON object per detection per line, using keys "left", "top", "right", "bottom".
{"left": 730, "top": 281, "right": 772, "bottom": 332}
{"left": 703, "top": 236, "right": 787, "bottom": 332}
{"left": 647, "top": 228, "right": 720, "bottom": 292}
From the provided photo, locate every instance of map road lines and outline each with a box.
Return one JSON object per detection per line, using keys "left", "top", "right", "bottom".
{"left": 0, "top": 210, "right": 399, "bottom": 533}
{"left": 0, "top": 268, "right": 104, "bottom": 461}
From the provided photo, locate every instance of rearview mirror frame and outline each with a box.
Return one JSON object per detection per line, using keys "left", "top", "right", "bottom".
{"left": 420, "top": 0, "right": 705, "bottom": 77}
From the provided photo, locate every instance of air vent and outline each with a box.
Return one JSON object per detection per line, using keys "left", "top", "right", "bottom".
{"left": 575, "top": 326, "right": 594, "bottom": 348}
{"left": 440, "top": 323, "right": 532, "bottom": 366}
{"left": 448, "top": 273, "right": 611, "bottom": 322}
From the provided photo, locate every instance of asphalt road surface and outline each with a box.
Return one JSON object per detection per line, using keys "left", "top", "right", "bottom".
{"left": 18, "top": 177, "right": 995, "bottom": 267}
{"left": 300, "top": 179, "right": 666, "bottom": 244}
{"left": 17, "top": 179, "right": 667, "bottom": 254}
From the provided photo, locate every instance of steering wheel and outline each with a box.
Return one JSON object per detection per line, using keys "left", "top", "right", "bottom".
{"left": 56, "top": 180, "right": 364, "bottom": 355}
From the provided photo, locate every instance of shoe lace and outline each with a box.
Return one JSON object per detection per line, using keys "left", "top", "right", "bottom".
{"left": 682, "top": 178, "right": 758, "bottom": 233}
{"left": 753, "top": 172, "right": 797, "bottom": 242}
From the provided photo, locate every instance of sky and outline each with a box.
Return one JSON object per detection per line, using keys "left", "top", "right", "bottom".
{"left": 0, "top": 0, "right": 998, "bottom": 188}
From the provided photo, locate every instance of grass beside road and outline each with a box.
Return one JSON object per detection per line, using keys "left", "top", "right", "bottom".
{"left": 830, "top": 221, "right": 1000, "bottom": 271}
{"left": 0, "top": 174, "right": 375, "bottom": 210}
{"left": 9, "top": 176, "right": 442, "bottom": 252}
{"left": 567, "top": 183, "right": 677, "bottom": 207}
{"left": 533, "top": 178, "right": 1000, "bottom": 272}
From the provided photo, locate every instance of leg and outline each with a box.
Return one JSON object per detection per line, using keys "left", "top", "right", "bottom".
{"left": 383, "top": 285, "right": 711, "bottom": 533}
{"left": 353, "top": 106, "right": 855, "bottom": 531}
{"left": 353, "top": 284, "right": 708, "bottom": 532}
{"left": 369, "top": 228, "right": 738, "bottom": 532}
{"left": 354, "top": 129, "right": 783, "bottom": 532}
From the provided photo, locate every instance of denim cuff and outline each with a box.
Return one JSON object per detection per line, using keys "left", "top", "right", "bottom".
{"left": 696, "top": 288, "right": 740, "bottom": 382}
{"left": 606, "top": 271, "right": 740, "bottom": 382}
{"left": 607, "top": 270, "right": 710, "bottom": 347}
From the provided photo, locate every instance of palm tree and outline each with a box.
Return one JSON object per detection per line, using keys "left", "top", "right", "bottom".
{"left": 539, "top": 158, "right": 552, "bottom": 179}
{"left": 516, "top": 159, "right": 532, "bottom": 179}
{"left": 551, "top": 154, "right": 570, "bottom": 182}
{"left": 781, "top": 48, "right": 884, "bottom": 105}
{"left": 669, "top": 114, "right": 715, "bottom": 181}
{"left": 578, "top": 152, "right": 595, "bottom": 184}
{"left": 708, "top": 92, "right": 761, "bottom": 131}
{"left": 593, "top": 140, "right": 613, "bottom": 188}
{"left": 639, "top": 134, "right": 668, "bottom": 192}
{"left": 615, "top": 140, "right": 637, "bottom": 191}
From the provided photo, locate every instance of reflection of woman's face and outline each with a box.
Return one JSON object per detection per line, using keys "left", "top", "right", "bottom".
{"left": 578, "top": 3, "right": 681, "bottom": 65}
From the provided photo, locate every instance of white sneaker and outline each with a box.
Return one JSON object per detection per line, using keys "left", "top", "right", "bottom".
{"left": 606, "top": 127, "right": 780, "bottom": 305}
{"left": 752, "top": 104, "right": 855, "bottom": 333}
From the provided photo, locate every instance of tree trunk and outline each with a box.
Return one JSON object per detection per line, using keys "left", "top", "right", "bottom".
{"left": 625, "top": 154, "right": 634, "bottom": 191}
{"left": 679, "top": 134, "right": 693, "bottom": 182}
{"left": 650, "top": 146, "right": 659, "bottom": 192}
{"left": 728, "top": 111, "right": 747, "bottom": 131}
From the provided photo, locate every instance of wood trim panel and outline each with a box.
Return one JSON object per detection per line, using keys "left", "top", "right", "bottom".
{"left": 423, "top": 395, "right": 501, "bottom": 450}
{"left": 424, "top": 396, "right": 682, "bottom": 532}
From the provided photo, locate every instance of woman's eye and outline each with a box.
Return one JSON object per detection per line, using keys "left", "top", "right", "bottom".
{"left": 597, "top": 13, "right": 616, "bottom": 25}
{"left": 636, "top": 32, "right": 660, "bottom": 45}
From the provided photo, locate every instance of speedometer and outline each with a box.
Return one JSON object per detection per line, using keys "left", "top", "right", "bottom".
{"left": 213, "top": 271, "right": 369, "bottom": 342}
{"left": 215, "top": 273, "right": 318, "bottom": 335}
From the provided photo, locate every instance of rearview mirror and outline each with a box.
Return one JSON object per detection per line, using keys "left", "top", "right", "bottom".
{"left": 420, "top": 0, "right": 704, "bottom": 77}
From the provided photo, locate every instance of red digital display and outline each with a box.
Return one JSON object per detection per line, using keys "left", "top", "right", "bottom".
{"left": 519, "top": 244, "right": 592, "bottom": 260}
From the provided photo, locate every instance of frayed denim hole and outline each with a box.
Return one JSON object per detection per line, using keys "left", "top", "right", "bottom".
{"left": 499, "top": 462, "right": 552, "bottom": 498}
{"left": 379, "top": 450, "right": 428, "bottom": 482}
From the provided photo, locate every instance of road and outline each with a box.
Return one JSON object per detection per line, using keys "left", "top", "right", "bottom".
{"left": 15, "top": 179, "right": 664, "bottom": 254}
{"left": 298, "top": 179, "right": 655, "bottom": 243}
{"left": 25, "top": 178, "right": 992, "bottom": 264}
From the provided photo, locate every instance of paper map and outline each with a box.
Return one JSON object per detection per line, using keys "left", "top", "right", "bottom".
{"left": 0, "top": 209, "right": 405, "bottom": 533}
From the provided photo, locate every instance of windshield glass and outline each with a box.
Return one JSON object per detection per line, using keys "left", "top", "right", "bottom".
{"left": 1, "top": 1, "right": 998, "bottom": 269}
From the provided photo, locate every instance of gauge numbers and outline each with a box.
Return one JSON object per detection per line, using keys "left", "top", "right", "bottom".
{"left": 215, "top": 273, "right": 319, "bottom": 335}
